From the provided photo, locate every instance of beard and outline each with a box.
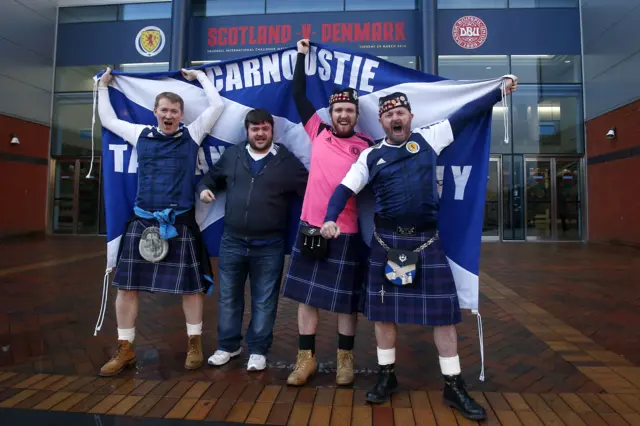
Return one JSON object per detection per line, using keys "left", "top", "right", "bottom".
{"left": 385, "top": 121, "right": 411, "bottom": 144}
{"left": 248, "top": 137, "right": 272, "bottom": 153}
{"left": 332, "top": 120, "right": 356, "bottom": 137}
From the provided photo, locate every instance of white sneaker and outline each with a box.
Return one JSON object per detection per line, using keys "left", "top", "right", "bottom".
{"left": 247, "top": 354, "right": 266, "bottom": 371}
{"left": 207, "top": 348, "right": 242, "bottom": 366}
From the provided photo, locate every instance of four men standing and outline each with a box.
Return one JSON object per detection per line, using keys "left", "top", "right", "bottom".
{"left": 97, "top": 39, "right": 516, "bottom": 421}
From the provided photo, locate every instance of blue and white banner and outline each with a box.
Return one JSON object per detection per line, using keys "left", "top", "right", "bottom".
{"left": 97, "top": 43, "right": 506, "bottom": 312}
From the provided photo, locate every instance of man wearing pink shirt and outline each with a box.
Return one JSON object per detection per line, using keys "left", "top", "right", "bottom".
{"left": 281, "top": 39, "right": 374, "bottom": 387}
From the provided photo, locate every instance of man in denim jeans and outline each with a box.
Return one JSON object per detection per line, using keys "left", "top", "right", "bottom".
{"left": 198, "top": 108, "right": 308, "bottom": 371}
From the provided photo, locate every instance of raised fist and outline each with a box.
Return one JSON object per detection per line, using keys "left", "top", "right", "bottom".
{"left": 297, "top": 39, "right": 310, "bottom": 55}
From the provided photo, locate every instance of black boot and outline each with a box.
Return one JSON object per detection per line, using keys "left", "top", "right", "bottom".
{"left": 442, "top": 375, "right": 487, "bottom": 420}
{"left": 365, "top": 364, "right": 398, "bottom": 404}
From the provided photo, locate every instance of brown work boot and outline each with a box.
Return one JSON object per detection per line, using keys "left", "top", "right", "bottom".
{"left": 185, "top": 335, "right": 204, "bottom": 369}
{"left": 99, "top": 340, "right": 136, "bottom": 377}
{"left": 287, "top": 350, "right": 317, "bottom": 386}
{"left": 336, "top": 349, "right": 355, "bottom": 386}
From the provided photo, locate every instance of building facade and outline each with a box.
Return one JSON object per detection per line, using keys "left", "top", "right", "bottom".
{"left": 1, "top": 0, "right": 635, "bottom": 244}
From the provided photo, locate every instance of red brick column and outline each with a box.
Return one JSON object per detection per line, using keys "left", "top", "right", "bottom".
{"left": 586, "top": 99, "right": 640, "bottom": 245}
{"left": 0, "top": 114, "right": 50, "bottom": 238}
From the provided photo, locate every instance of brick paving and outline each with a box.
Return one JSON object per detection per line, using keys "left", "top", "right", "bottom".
{"left": 0, "top": 236, "right": 639, "bottom": 424}
{"left": 480, "top": 243, "right": 640, "bottom": 367}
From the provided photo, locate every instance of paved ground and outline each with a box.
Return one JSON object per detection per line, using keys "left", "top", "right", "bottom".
{"left": 0, "top": 235, "right": 639, "bottom": 425}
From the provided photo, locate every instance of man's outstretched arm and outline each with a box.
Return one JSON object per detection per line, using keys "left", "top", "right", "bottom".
{"left": 293, "top": 39, "right": 317, "bottom": 126}
{"left": 97, "top": 67, "right": 147, "bottom": 146}
{"left": 184, "top": 69, "right": 225, "bottom": 145}
{"left": 416, "top": 75, "right": 518, "bottom": 156}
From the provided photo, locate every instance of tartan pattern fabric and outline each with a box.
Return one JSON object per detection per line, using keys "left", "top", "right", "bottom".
{"left": 112, "top": 218, "right": 207, "bottom": 294}
{"left": 134, "top": 126, "right": 200, "bottom": 212}
{"left": 281, "top": 226, "right": 366, "bottom": 314}
{"left": 363, "top": 228, "right": 461, "bottom": 325}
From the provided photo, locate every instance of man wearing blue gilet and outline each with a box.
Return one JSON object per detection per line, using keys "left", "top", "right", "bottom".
{"left": 320, "top": 77, "right": 517, "bottom": 420}
{"left": 96, "top": 67, "right": 225, "bottom": 376}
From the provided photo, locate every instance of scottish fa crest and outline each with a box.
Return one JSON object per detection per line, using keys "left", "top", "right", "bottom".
{"left": 135, "top": 26, "right": 165, "bottom": 57}
{"left": 406, "top": 141, "right": 420, "bottom": 154}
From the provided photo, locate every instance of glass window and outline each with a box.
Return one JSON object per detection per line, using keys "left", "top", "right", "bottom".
{"left": 267, "top": 0, "right": 343, "bottom": 13}
{"left": 55, "top": 65, "right": 111, "bottom": 93}
{"left": 378, "top": 56, "right": 419, "bottom": 70}
{"left": 191, "top": 60, "right": 222, "bottom": 66}
{"left": 438, "top": 0, "right": 507, "bottom": 8}
{"left": 346, "top": 0, "right": 416, "bottom": 10}
{"left": 121, "top": 2, "right": 172, "bottom": 20}
{"left": 192, "top": 0, "right": 265, "bottom": 16}
{"left": 438, "top": 55, "right": 509, "bottom": 80}
{"left": 58, "top": 5, "right": 118, "bottom": 23}
{"left": 118, "top": 62, "right": 170, "bottom": 73}
{"left": 509, "top": 0, "right": 577, "bottom": 7}
{"left": 511, "top": 85, "right": 583, "bottom": 154}
{"left": 511, "top": 55, "right": 581, "bottom": 84}
{"left": 51, "top": 94, "right": 103, "bottom": 157}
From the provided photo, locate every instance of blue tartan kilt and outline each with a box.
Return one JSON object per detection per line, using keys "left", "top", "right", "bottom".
{"left": 112, "top": 218, "right": 209, "bottom": 294}
{"left": 281, "top": 224, "right": 367, "bottom": 314}
{"left": 363, "top": 228, "right": 461, "bottom": 326}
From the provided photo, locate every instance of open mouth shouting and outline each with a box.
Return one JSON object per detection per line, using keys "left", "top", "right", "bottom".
{"left": 392, "top": 122, "right": 404, "bottom": 136}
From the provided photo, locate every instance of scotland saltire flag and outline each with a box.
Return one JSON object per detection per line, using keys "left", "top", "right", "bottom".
{"left": 96, "top": 43, "right": 508, "bottom": 314}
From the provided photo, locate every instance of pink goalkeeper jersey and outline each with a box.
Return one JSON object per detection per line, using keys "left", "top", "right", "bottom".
{"left": 300, "top": 113, "right": 374, "bottom": 233}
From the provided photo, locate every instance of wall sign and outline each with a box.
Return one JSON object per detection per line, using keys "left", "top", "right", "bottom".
{"left": 190, "top": 10, "right": 421, "bottom": 60}
{"left": 438, "top": 9, "right": 581, "bottom": 55}
{"left": 135, "top": 26, "right": 166, "bottom": 57}
{"left": 452, "top": 16, "right": 487, "bottom": 50}
{"left": 57, "top": 19, "right": 171, "bottom": 66}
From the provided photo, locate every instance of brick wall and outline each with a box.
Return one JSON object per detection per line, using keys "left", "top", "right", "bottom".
{"left": 0, "top": 114, "right": 50, "bottom": 238}
{"left": 586, "top": 98, "right": 640, "bottom": 244}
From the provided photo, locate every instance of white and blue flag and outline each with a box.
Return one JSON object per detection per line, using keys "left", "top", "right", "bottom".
{"left": 95, "top": 43, "right": 509, "bottom": 316}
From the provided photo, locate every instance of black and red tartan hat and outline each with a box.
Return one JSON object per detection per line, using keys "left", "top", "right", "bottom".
{"left": 378, "top": 92, "right": 411, "bottom": 117}
{"left": 329, "top": 88, "right": 359, "bottom": 106}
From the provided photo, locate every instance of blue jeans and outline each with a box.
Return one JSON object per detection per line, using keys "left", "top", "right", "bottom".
{"left": 217, "top": 232, "right": 285, "bottom": 356}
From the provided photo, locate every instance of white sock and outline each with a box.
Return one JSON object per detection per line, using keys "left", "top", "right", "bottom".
{"left": 377, "top": 347, "right": 396, "bottom": 365}
{"left": 118, "top": 327, "right": 135, "bottom": 343}
{"left": 439, "top": 355, "right": 461, "bottom": 376}
{"left": 186, "top": 322, "right": 203, "bottom": 336}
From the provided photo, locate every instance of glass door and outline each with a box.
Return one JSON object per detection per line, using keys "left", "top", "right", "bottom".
{"left": 52, "top": 160, "right": 76, "bottom": 233}
{"left": 525, "top": 158, "right": 553, "bottom": 240}
{"left": 555, "top": 159, "right": 583, "bottom": 240}
{"left": 483, "top": 156, "right": 502, "bottom": 241}
{"left": 524, "top": 157, "right": 583, "bottom": 241}
{"left": 52, "top": 158, "right": 102, "bottom": 234}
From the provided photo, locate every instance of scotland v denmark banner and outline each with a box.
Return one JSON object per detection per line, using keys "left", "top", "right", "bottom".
{"left": 97, "top": 43, "right": 507, "bottom": 313}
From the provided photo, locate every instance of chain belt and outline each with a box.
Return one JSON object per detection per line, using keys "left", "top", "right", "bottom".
{"left": 373, "top": 229, "right": 439, "bottom": 252}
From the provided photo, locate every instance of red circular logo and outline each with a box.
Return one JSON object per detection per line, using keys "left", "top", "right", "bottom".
{"left": 349, "top": 146, "right": 361, "bottom": 156}
{"left": 452, "top": 16, "right": 488, "bottom": 49}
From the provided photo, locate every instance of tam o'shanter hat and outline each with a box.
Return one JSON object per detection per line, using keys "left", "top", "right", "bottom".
{"left": 329, "top": 88, "right": 359, "bottom": 106}
{"left": 378, "top": 92, "right": 411, "bottom": 117}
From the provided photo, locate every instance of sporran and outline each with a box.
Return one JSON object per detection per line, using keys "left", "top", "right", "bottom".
{"left": 374, "top": 228, "right": 439, "bottom": 287}
{"left": 139, "top": 226, "right": 169, "bottom": 263}
{"left": 385, "top": 249, "right": 419, "bottom": 285}
{"left": 299, "top": 223, "right": 329, "bottom": 260}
